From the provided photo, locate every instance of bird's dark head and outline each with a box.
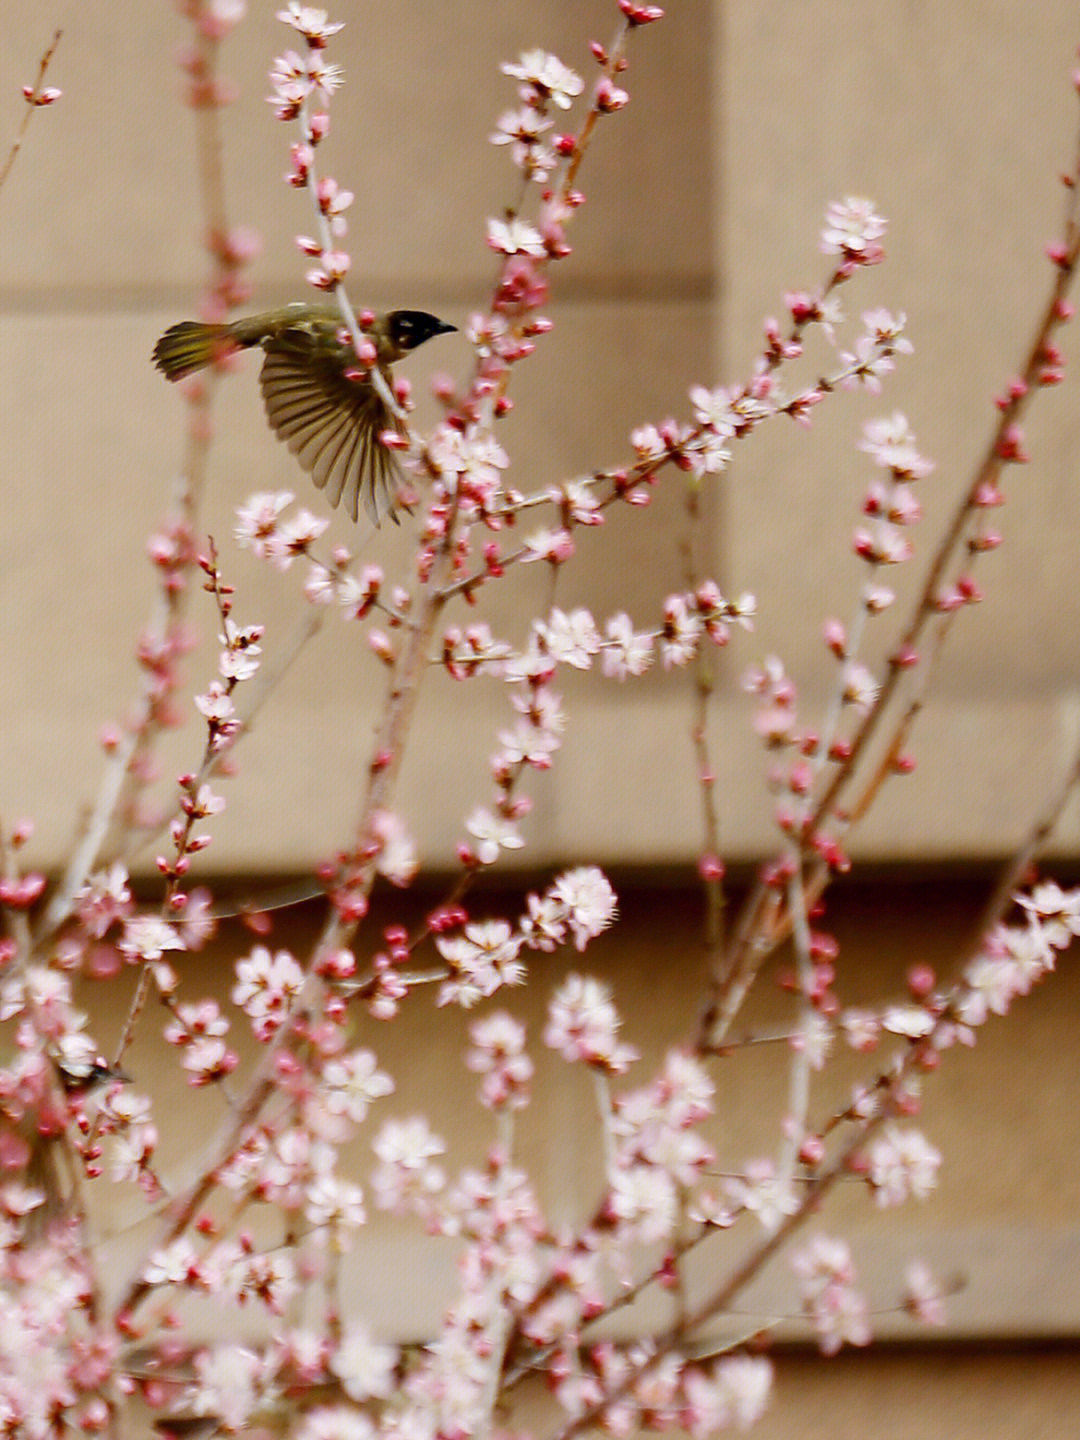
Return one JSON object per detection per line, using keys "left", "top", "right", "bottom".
{"left": 386, "top": 310, "right": 457, "bottom": 354}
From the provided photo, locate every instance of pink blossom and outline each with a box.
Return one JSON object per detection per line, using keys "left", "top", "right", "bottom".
{"left": 1, "top": 963, "right": 77, "bottom": 1030}
{"left": 842, "top": 661, "right": 879, "bottom": 714}
{"left": 903, "top": 1259, "right": 948, "bottom": 1326}
{"left": 276, "top": 4, "right": 344, "bottom": 45}
{"left": 502, "top": 636, "right": 558, "bottom": 685}
{"left": 304, "top": 563, "right": 336, "bottom": 604}
{"left": 371, "top": 1117, "right": 446, "bottom": 1211}
{"left": 337, "top": 563, "right": 384, "bottom": 619}
{"left": 840, "top": 333, "right": 897, "bottom": 391}
{"left": 840, "top": 1008, "right": 881, "bottom": 1051}
{"left": 853, "top": 517, "right": 913, "bottom": 564}
{"left": 862, "top": 307, "right": 913, "bottom": 356}
{"left": 549, "top": 476, "right": 603, "bottom": 523}
{"left": 491, "top": 105, "right": 553, "bottom": 149}
{"left": 863, "top": 580, "right": 895, "bottom": 612}
{"left": 166, "top": 1002, "right": 228, "bottom": 1048}
{"left": 192, "top": 1343, "right": 267, "bottom": 1430}
{"left": 513, "top": 682, "right": 565, "bottom": 737}
{"left": 521, "top": 526, "right": 575, "bottom": 563}
{"left": 331, "top": 1323, "right": 397, "bottom": 1400}
{"left": 602, "top": 613, "right": 654, "bottom": 678}
{"left": 465, "top": 807, "right": 525, "bottom": 865}
{"left": 181, "top": 1034, "right": 238, "bottom": 1085}
{"left": 306, "top": 53, "right": 344, "bottom": 100}
{"left": 631, "top": 422, "right": 666, "bottom": 461}
{"left": 296, "top": 1407, "right": 375, "bottom": 1440}
{"left": 371, "top": 809, "right": 419, "bottom": 886}
{"left": 791, "top": 1233, "right": 872, "bottom": 1353}
{"left": 273, "top": 1327, "right": 327, "bottom": 1383}
{"left": 860, "top": 412, "right": 934, "bottom": 478}
{"left": 865, "top": 477, "right": 922, "bottom": 525}
{"left": 444, "top": 622, "right": 512, "bottom": 679}
{"left": 1015, "top": 880, "right": 1080, "bottom": 947}
{"left": 487, "top": 216, "right": 545, "bottom": 257}
{"left": 881, "top": 1002, "right": 935, "bottom": 1038}
{"left": 686, "top": 428, "right": 732, "bottom": 477}
{"left": 183, "top": 783, "right": 225, "bottom": 820}
{"left": 322, "top": 1050, "right": 393, "bottom": 1124}
{"left": 204, "top": 0, "right": 246, "bottom": 36}
{"left": 959, "top": 955, "right": 1022, "bottom": 1024}
{"left": 689, "top": 383, "right": 740, "bottom": 436}
{"left": 175, "top": 888, "right": 217, "bottom": 950}
{"left": 866, "top": 1123, "right": 941, "bottom": 1206}
{"left": 268, "top": 55, "right": 311, "bottom": 119}
{"left": 539, "top": 606, "right": 601, "bottom": 668}
{"left": 235, "top": 490, "right": 294, "bottom": 555}
{"left": 436, "top": 919, "right": 525, "bottom": 1007}
{"left": 303, "top": 1172, "right": 366, "bottom": 1231}
{"left": 467, "top": 1011, "right": 533, "bottom": 1110}
{"left": 956, "top": 918, "right": 1055, "bottom": 1028}
{"left": 661, "top": 593, "right": 703, "bottom": 668}
{"left": 25, "top": 84, "right": 62, "bottom": 107}
{"left": 544, "top": 973, "right": 637, "bottom": 1072}
{"left": 194, "top": 679, "right": 236, "bottom": 724}
{"left": 791, "top": 1011, "right": 833, "bottom": 1069}
{"left": 502, "top": 50, "right": 583, "bottom": 109}
{"left": 143, "top": 1235, "right": 201, "bottom": 1287}
{"left": 119, "top": 915, "right": 184, "bottom": 963}
{"left": 998, "top": 922, "right": 1055, "bottom": 986}
{"left": 104, "top": 1088, "right": 157, "bottom": 1182}
{"left": 552, "top": 866, "right": 618, "bottom": 949}
{"left": 682, "top": 1354, "right": 773, "bottom": 1435}
{"left": 490, "top": 105, "right": 556, "bottom": 178}
{"left": 217, "top": 1246, "right": 297, "bottom": 1314}
{"left": 75, "top": 863, "right": 132, "bottom": 938}
{"left": 521, "top": 889, "right": 568, "bottom": 950}
{"left": 428, "top": 425, "right": 509, "bottom": 506}
{"left": 609, "top": 1163, "right": 678, "bottom": 1242}
{"left": 306, "top": 249, "right": 350, "bottom": 289}
{"left": 232, "top": 946, "right": 305, "bottom": 1037}
{"left": 724, "top": 1157, "right": 798, "bottom": 1233}
{"left": 595, "top": 76, "right": 629, "bottom": 112}
{"left": 265, "top": 507, "right": 330, "bottom": 567}
{"left": 820, "top": 196, "right": 887, "bottom": 259}
{"left": 496, "top": 715, "right": 560, "bottom": 768}
{"left": 109, "top": 1120, "right": 157, "bottom": 1183}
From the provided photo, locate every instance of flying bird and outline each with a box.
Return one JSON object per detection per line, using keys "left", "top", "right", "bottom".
{"left": 153, "top": 305, "right": 455, "bottom": 523}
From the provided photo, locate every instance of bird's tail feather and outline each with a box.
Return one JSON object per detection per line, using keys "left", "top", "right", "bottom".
{"left": 152, "top": 320, "right": 238, "bottom": 381}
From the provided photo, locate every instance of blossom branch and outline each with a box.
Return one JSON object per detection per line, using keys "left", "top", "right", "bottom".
{"left": 34, "top": 6, "right": 252, "bottom": 949}
{"left": 698, "top": 110, "right": 1080, "bottom": 1051}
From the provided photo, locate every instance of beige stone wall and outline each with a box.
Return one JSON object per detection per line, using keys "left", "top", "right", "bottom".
{"left": 3, "top": 4, "right": 1077, "bottom": 874}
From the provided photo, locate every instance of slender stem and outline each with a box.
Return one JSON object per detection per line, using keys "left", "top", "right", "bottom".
{"left": 777, "top": 863, "right": 813, "bottom": 1184}
{"left": 0, "top": 29, "right": 61, "bottom": 201}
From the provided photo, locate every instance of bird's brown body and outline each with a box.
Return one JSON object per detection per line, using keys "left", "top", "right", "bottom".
{"left": 153, "top": 305, "right": 455, "bottom": 523}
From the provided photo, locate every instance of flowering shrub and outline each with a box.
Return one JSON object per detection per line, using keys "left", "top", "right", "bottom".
{"left": 1, "top": 4, "right": 1079, "bottom": 1437}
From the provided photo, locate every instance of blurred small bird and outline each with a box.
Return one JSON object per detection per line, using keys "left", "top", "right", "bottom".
{"left": 153, "top": 305, "right": 455, "bottom": 524}
{"left": 0, "top": 1047, "right": 126, "bottom": 1241}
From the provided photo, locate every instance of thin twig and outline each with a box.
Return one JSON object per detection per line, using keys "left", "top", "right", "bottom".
{"left": 0, "top": 29, "right": 61, "bottom": 200}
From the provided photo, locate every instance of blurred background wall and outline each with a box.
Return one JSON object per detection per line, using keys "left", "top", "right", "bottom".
{"left": 2, "top": 2, "right": 1079, "bottom": 1430}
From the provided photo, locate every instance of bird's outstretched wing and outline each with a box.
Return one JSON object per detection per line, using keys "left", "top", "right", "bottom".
{"left": 258, "top": 325, "right": 401, "bottom": 524}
